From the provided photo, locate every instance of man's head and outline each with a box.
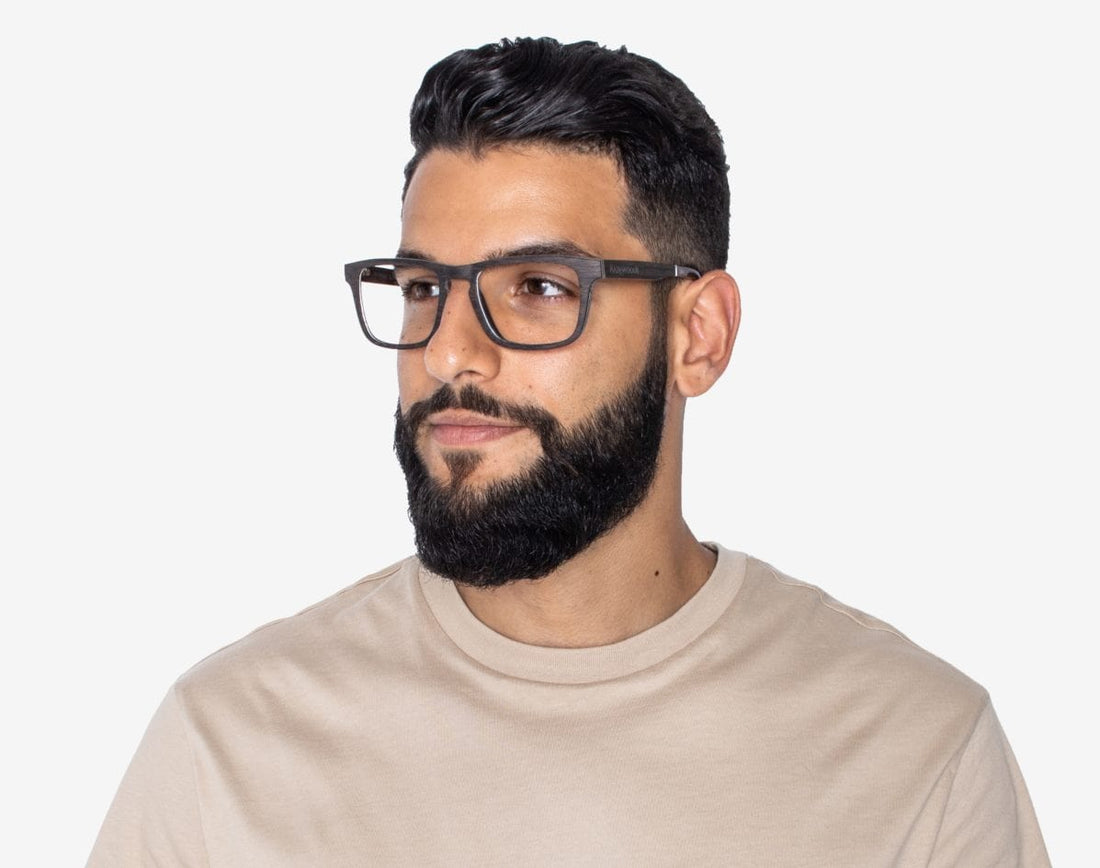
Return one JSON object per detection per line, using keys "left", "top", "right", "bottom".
{"left": 383, "top": 39, "right": 737, "bottom": 586}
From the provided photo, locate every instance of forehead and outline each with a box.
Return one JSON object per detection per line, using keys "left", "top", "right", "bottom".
{"left": 400, "top": 145, "right": 651, "bottom": 263}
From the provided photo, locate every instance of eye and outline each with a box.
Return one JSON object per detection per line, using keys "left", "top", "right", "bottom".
{"left": 517, "top": 276, "right": 576, "bottom": 299}
{"left": 400, "top": 279, "right": 441, "bottom": 302}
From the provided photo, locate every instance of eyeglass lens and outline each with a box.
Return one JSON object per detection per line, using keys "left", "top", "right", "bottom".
{"left": 357, "top": 261, "right": 585, "bottom": 346}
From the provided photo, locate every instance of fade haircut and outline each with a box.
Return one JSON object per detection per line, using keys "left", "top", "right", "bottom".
{"left": 403, "top": 37, "right": 730, "bottom": 274}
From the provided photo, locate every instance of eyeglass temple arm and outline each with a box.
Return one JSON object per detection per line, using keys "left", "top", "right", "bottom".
{"left": 345, "top": 263, "right": 403, "bottom": 286}
{"left": 362, "top": 265, "right": 399, "bottom": 285}
{"left": 602, "top": 260, "right": 701, "bottom": 281}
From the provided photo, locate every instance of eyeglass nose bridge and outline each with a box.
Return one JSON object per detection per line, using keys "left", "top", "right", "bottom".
{"left": 424, "top": 263, "right": 505, "bottom": 347}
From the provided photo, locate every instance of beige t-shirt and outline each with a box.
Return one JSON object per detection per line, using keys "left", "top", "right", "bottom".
{"left": 88, "top": 548, "right": 1049, "bottom": 866}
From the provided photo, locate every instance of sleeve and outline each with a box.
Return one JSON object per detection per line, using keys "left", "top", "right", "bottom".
{"left": 928, "top": 700, "right": 1050, "bottom": 868}
{"left": 86, "top": 685, "right": 210, "bottom": 868}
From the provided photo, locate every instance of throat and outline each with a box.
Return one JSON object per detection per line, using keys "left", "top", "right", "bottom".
{"left": 453, "top": 522, "right": 716, "bottom": 648}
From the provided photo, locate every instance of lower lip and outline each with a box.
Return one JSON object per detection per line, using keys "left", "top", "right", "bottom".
{"left": 428, "top": 424, "right": 524, "bottom": 447}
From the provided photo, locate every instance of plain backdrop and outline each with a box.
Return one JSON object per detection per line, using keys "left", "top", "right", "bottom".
{"left": 1, "top": 1, "right": 1095, "bottom": 864}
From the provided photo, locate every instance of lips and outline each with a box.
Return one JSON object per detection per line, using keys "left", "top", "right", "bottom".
{"left": 426, "top": 410, "right": 524, "bottom": 447}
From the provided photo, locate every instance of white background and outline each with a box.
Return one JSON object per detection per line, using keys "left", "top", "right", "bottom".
{"left": 1, "top": 1, "right": 1095, "bottom": 864}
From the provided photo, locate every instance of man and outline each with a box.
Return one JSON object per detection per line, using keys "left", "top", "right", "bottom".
{"left": 89, "top": 37, "right": 1049, "bottom": 866}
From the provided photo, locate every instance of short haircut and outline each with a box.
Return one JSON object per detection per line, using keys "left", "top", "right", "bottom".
{"left": 404, "top": 37, "right": 730, "bottom": 273}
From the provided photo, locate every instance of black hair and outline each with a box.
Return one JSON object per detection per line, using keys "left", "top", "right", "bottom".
{"left": 404, "top": 37, "right": 729, "bottom": 273}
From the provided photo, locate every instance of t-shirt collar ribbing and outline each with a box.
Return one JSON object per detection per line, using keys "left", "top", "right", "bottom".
{"left": 417, "top": 545, "right": 746, "bottom": 684}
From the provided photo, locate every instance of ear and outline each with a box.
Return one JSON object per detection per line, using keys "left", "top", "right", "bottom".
{"left": 667, "top": 270, "right": 740, "bottom": 398}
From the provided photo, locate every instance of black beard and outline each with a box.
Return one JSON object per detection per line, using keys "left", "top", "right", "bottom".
{"left": 393, "top": 340, "right": 667, "bottom": 587}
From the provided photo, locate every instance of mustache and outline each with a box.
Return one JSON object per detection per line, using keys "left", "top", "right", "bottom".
{"left": 400, "top": 384, "right": 561, "bottom": 444}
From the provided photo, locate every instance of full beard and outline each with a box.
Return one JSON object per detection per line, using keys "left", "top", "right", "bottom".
{"left": 393, "top": 339, "right": 668, "bottom": 587}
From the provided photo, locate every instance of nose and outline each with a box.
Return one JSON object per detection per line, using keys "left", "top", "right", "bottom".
{"left": 422, "top": 281, "right": 501, "bottom": 385}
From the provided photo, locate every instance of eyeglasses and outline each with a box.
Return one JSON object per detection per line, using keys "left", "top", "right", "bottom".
{"left": 343, "top": 256, "right": 701, "bottom": 350}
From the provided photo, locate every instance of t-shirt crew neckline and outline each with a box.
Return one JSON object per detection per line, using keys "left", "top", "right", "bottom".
{"left": 417, "top": 545, "right": 747, "bottom": 684}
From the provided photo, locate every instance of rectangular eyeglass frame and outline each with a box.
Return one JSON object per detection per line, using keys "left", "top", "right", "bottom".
{"left": 343, "top": 255, "right": 701, "bottom": 350}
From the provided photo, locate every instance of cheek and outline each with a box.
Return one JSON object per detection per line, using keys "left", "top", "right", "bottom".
{"left": 530, "top": 344, "right": 646, "bottom": 427}
{"left": 396, "top": 352, "right": 427, "bottom": 413}
{"left": 591, "top": 284, "right": 655, "bottom": 345}
{"left": 549, "top": 297, "right": 652, "bottom": 403}
{"left": 571, "top": 301, "right": 654, "bottom": 382}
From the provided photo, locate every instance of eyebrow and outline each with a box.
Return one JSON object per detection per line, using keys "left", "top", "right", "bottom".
{"left": 395, "top": 240, "right": 598, "bottom": 262}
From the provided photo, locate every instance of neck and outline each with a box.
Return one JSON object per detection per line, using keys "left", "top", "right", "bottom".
{"left": 452, "top": 452, "right": 715, "bottom": 648}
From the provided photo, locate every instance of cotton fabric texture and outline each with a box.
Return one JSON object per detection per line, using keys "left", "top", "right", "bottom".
{"left": 88, "top": 547, "right": 1049, "bottom": 866}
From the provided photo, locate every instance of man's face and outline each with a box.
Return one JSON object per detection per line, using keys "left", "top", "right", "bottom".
{"left": 395, "top": 146, "right": 668, "bottom": 584}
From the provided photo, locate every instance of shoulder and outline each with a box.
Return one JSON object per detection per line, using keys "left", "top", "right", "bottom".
{"left": 174, "top": 556, "right": 422, "bottom": 699}
{"left": 734, "top": 554, "right": 989, "bottom": 719}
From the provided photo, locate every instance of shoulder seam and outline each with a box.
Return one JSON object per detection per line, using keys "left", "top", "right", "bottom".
{"left": 290, "top": 561, "right": 407, "bottom": 620}
{"left": 763, "top": 563, "right": 915, "bottom": 647}
{"left": 183, "top": 559, "right": 411, "bottom": 675}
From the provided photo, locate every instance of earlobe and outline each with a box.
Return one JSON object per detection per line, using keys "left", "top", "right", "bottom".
{"left": 668, "top": 271, "right": 740, "bottom": 398}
